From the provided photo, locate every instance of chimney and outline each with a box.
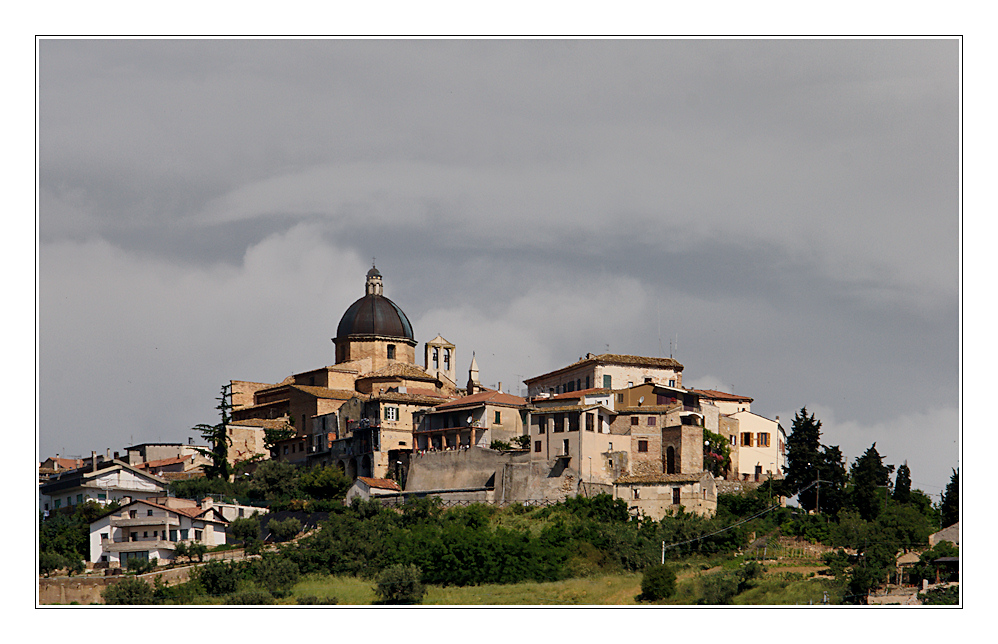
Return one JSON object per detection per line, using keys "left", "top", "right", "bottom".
{"left": 92, "top": 451, "right": 98, "bottom": 473}
{"left": 201, "top": 496, "right": 213, "bottom": 511}
{"left": 106, "top": 448, "right": 111, "bottom": 462}
{"left": 498, "top": 382, "right": 502, "bottom": 393}
{"left": 113, "top": 451, "right": 119, "bottom": 460}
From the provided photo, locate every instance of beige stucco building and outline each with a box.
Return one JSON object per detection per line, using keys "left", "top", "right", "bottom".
{"left": 524, "top": 353, "right": 684, "bottom": 397}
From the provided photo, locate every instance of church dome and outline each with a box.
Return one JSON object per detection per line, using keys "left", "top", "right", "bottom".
{"left": 336, "top": 294, "right": 414, "bottom": 340}
{"left": 335, "top": 265, "right": 414, "bottom": 341}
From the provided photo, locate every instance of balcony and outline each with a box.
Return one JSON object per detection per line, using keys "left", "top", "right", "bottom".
{"left": 102, "top": 537, "right": 177, "bottom": 553}
{"left": 110, "top": 515, "right": 181, "bottom": 528}
{"left": 347, "top": 418, "right": 381, "bottom": 431}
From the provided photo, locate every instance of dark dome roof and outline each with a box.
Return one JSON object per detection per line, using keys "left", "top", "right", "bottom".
{"left": 336, "top": 294, "right": 414, "bottom": 341}
{"left": 367, "top": 266, "right": 382, "bottom": 278}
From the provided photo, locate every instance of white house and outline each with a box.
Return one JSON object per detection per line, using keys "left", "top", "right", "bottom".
{"left": 344, "top": 477, "right": 402, "bottom": 504}
{"left": 724, "top": 411, "right": 786, "bottom": 482}
{"left": 40, "top": 459, "right": 169, "bottom": 515}
{"left": 89, "top": 497, "right": 228, "bottom": 567}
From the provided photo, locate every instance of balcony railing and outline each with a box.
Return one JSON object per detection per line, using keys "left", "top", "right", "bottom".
{"left": 110, "top": 516, "right": 180, "bottom": 528}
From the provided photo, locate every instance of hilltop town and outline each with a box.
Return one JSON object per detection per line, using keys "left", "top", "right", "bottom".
{"left": 38, "top": 266, "right": 958, "bottom": 605}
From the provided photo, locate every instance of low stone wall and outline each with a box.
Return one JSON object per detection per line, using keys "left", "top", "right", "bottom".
{"left": 716, "top": 479, "right": 762, "bottom": 495}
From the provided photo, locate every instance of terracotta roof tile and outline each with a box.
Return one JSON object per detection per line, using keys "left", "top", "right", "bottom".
{"left": 357, "top": 477, "right": 401, "bottom": 491}
{"left": 690, "top": 389, "right": 754, "bottom": 402}
{"left": 134, "top": 455, "right": 194, "bottom": 469}
{"left": 525, "top": 353, "right": 684, "bottom": 384}
{"left": 616, "top": 472, "right": 710, "bottom": 484}
{"left": 434, "top": 390, "right": 527, "bottom": 411}
{"left": 360, "top": 363, "right": 439, "bottom": 381}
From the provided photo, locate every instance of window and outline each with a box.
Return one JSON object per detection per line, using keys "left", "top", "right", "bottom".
{"left": 757, "top": 433, "right": 770, "bottom": 447}
{"left": 292, "top": 443, "right": 296, "bottom": 453}
{"left": 586, "top": 412, "right": 595, "bottom": 432}
{"left": 648, "top": 416, "right": 656, "bottom": 426}
{"left": 444, "top": 349, "right": 450, "bottom": 370}
{"left": 143, "top": 531, "right": 148, "bottom": 538}
{"left": 97, "top": 493, "right": 106, "bottom": 501}
{"left": 180, "top": 529, "right": 189, "bottom": 540}
{"left": 147, "top": 509, "right": 154, "bottom": 516}
{"left": 169, "top": 530, "right": 177, "bottom": 542}
{"left": 194, "top": 530, "right": 203, "bottom": 542}
{"left": 741, "top": 433, "right": 753, "bottom": 447}
{"left": 644, "top": 377, "right": 652, "bottom": 383}
{"left": 554, "top": 414, "right": 565, "bottom": 433}
{"left": 585, "top": 376, "right": 590, "bottom": 389}
{"left": 153, "top": 531, "right": 158, "bottom": 538}
{"left": 673, "top": 488, "right": 681, "bottom": 505}
{"left": 130, "top": 532, "right": 138, "bottom": 541}
{"left": 284, "top": 445, "right": 289, "bottom": 455}
{"left": 54, "top": 499, "right": 61, "bottom": 509}
{"left": 609, "top": 442, "right": 613, "bottom": 450}
{"left": 638, "top": 440, "right": 648, "bottom": 453}
{"left": 603, "top": 375, "right": 612, "bottom": 388}
{"left": 634, "top": 488, "right": 641, "bottom": 499}
{"left": 100, "top": 532, "right": 108, "bottom": 541}
{"left": 238, "top": 508, "right": 244, "bottom": 518}
{"left": 77, "top": 494, "right": 83, "bottom": 504}
{"left": 729, "top": 435, "right": 736, "bottom": 445}
{"left": 576, "top": 379, "right": 581, "bottom": 391}
{"left": 617, "top": 393, "right": 624, "bottom": 403}
{"left": 631, "top": 416, "right": 639, "bottom": 426}
{"left": 669, "top": 379, "right": 675, "bottom": 387}
{"left": 535, "top": 440, "right": 542, "bottom": 453}
{"left": 387, "top": 344, "right": 396, "bottom": 359}
{"left": 385, "top": 407, "right": 399, "bottom": 422}
{"left": 495, "top": 411, "right": 501, "bottom": 424}
{"left": 432, "top": 347, "right": 439, "bottom": 369}
{"left": 562, "top": 439, "right": 570, "bottom": 455}
{"left": 627, "top": 381, "right": 633, "bottom": 388}
{"left": 536, "top": 417, "right": 545, "bottom": 434}
{"left": 129, "top": 510, "right": 137, "bottom": 519}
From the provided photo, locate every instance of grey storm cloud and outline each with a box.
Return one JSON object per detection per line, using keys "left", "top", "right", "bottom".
{"left": 38, "top": 38, "right": 958, "bottom": 495}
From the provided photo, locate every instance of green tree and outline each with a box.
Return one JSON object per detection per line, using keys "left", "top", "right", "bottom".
{"left": 847, "top": 443, "right": 894, "bottom": 522}
{"left": 374, "top": 564, "right": 426, "bottom": 604}
{"left": 256, "top": 555, "right": 300, "bottom": 598}
{"left": 229, "top": 514, "right": 261, "bottom": 546}
{"left": 39, "top": 551, "right": 67, "bottom": 577}
{"left": 511, "top": 434, "right": 531, "bottom": 449}
{"left": 941, "top": 468, "right": 959, "bottom": 528}
{"left": 638, "top": 564, "right": 676, "bottom": 601}
{"left": 193, "top": 384, "right": 234, "bottom": 480}
{"left": 300, "top": 465, "right": 352, "bottom": 500}
{"left": 703, "top": 429, "right": 732, "bottom": 477}
{"left": 263, "top": 422, "right": 296, "bottom": 451}
{"left": 249, "top": 460, "right": 301, "bottom": 501}
{"left": 268, "top": 517, "right": 302, "bottom": 542}
{"left": 780, "top": 408, "right": 847, "bottom": 514}
{"left": 196, "top": 560, "right": 240, "bottom": 596}
{"left": 102, "top": 577, "right": 155, "bottom": 605}
{"left": 893, "top": 461, "right": 912, "bottom": 505}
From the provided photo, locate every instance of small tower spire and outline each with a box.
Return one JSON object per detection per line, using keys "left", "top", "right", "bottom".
{"left": 365, "top": 263, "right": 383, "bottom": 296}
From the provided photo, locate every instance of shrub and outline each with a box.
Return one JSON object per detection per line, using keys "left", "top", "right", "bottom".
{"left": 296, "top": 594, "right": 339, "bottom": 605}
{"left": 256, "top": 556, "right": 300, "bottom": 598}
{"left": 699, "top": 573, "right": 739, "bottom": 605}
{"left": 639, "top": 564, "right": 677, "bottom": 601}
{"left": 126, "top": 557, "right": 156, "bottom": 575}
{"left": 229, "top": 514, "right": 261, "bottom": 545}
{"left": 196, "top": 560, "right": 240, "bottom": 596}
{"left": 374, "top": 564, "right": 426, "bottom": 604}
{"left": 39, "top": 551, "right": 67, "bottom": 577}
{"left": 268, "top": 517, "right": 302, "bottom": 542}
{"left": 223, "top": 589, "right": 275, "bottom": 605}
{"left": 490, "top": 439, "right": 512, "bottom": 451}
{"left": 102, "top": 577, "right": 155, "bottom": 605}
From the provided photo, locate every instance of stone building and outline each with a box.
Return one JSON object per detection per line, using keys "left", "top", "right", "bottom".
{"left": 524, "top": 353, "right": 684, "bottom": 397}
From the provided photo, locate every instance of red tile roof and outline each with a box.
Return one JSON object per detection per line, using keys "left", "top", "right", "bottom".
{"left": 690, "top": 389, "right": 754, "bottom": 403}
{"left": 434, "top": 390, "right": 527, "bottom": 411}
{"left": 133, "top": 455, "right": 194, "bottom": 470}
{"left": 525, "top": 353, "right": 684, "bottom": 384}
{"left": 357, "top": 477, "right": 401, "bottom": 491}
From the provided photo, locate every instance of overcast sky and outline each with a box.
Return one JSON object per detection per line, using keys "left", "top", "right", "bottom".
{"left": 38, "top": 38, "right": 959, "bottom": 496}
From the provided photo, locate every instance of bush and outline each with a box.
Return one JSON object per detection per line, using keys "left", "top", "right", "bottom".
{"left": 102, "top": 577, "right": 155, "bottom": 605}
{"left": 296, "top": 594, "right": 339, "bottom": 605}
{"left": 126, "top": 557, "right": 156, "bottom": 575}
{"left": 223, "top": 589, "right": 275, "bottom": 605}
{"left": 196, "top": 560, "right": 240, "bottom": 596}
{"left": 699, "top": 573, "right": 739, "bottom": 605}
{"left": 374, "top": 564, "right": 426, "bottom": 604}
{"left": 268, "top": 517, "right": 302, "bottom": 542}
{"left": 39, "top": 551, "right": 67, "bottom": 577}
{"left": 229, "top": 514, "right": 261, "bottom": 545}
{"left": 256, "top": 555, "right": 300, "bottom": 598}
{"left": 639, "top": 564, "right": 677, "bottom": 601}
